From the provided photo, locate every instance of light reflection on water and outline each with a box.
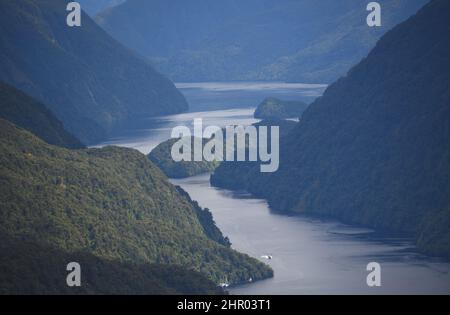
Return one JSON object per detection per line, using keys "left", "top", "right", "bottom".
{"left": 95, "top": 108, "right": 258, "bottom": 154}
{"left": 95, "top": 81, "right": 324, "bottom": 153}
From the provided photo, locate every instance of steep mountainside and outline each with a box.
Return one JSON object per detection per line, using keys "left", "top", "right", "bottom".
{"left": 0, "top": 119, "right": 272, "bottom": 286}
{"left": 0, "top": 81, "right": 84, "bottom": 149}
{"left": 96, "top": 0, "right": 427, "bottom": 83}
{"left": 211, "top": 0, "right": 450, "bottom": 257}
{"left": 0, "top": 0, "right": 187, "bottom": 144}
{"left": 0, "top": 232, "right": 223, "bottom": 295}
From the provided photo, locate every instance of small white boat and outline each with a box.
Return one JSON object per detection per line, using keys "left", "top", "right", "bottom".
{"left": 261, "top": 255, "right": 273, "bottom": 260}
{"left": 219, "top": 276, "right": 230, "bottom": 288}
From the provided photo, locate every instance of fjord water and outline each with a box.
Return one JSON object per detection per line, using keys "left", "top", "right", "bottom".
{"left": 97, "top": 82, "right": 326, "bottom": 154}
{"left": 99, "top": 82, "right": 450, "bottom": 294}
{"left": 173, "top": 175, "right": 450, "bottom": 294}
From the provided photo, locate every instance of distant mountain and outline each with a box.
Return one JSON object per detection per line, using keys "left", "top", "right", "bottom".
{"left": 0, "top": 81, "right": 84, "bottom": 149}
{"left": 211, "top": 0, "right": 450, "bottom": 257}
{"left": 77, "top": 0, "right": 125, "bottom": 16}
{"left": 0, "top": 119, "right": 272, "bottom": 289}
{"left": 0, "top": 0, "right": 188, "bottom": 144}
{"left": 251, "top": 0, "right": 428, "bottom": 83}
{"left": 96, "top": 0, "right": 427, "bottom": 83}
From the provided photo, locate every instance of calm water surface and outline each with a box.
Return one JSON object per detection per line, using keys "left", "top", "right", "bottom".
{"left": 172, "top": 175, "right": 450, "bottom": 295}
{"left": 97, "top": 82, "right": 450, "bottom": 294}
{"left": 96, "top": 82, "right": 325, "bottom": 153}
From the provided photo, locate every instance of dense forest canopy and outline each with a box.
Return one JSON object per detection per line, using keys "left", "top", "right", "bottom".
{"left": 0, "top": 119, "right": 272, "bottom": 291}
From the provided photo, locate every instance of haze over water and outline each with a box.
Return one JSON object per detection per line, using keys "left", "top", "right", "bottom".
{"left": 96, "top": 82, "right": 325, "bottom": 153}
{"left": 99, "top": 82, "right": 450, "bottom": 294}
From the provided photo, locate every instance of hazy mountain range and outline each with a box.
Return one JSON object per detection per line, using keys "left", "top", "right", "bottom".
{"left": 96, "top": 0, "right": 427, "bottom": 83}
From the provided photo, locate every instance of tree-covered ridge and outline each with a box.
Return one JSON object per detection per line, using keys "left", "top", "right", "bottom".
{"left": 0, "top": 119, "right": 272, "bottom": 286}
{"left": 0, "top": 0, "right": 188, "bottom": 144}
{"left": 0, "top": 81, "right": 84, "bottom": 149}
{"left": 210, "top": 119, "right": 297, "bottom": 190}
{"left": 0, "top": 232, "right": 224, "bottom": 295}
{"left": 149, "top": 137, "right": 219, "bottom": 179}
{"left": 150, "top": 119, "right": 297, "bottom": 179}
{"left": 175, "top": 187, "right": 231, "bottom": 247}
{"left": 211, "top": 0, "right": 450, "bottom": 257}
{"left": 254, "top": 98, "right": 309, "bottom": 120}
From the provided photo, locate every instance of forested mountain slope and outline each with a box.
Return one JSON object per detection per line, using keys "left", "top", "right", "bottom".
{"left": 0, "top": 232, "right": 223, "bottom": 295}
{"left": 0, "top": 119, "right": 272, "bottom": 289}
{"left": 0, "top": 81, "right": 84, "bottom": 149}
{"left": 0, "top": 0, "right": 187, "bottom": 144}
{"left": 211, "top": 0, "right": 450, "bottom": 257}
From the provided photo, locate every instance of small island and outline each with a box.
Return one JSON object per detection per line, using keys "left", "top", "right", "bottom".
{"left": 149, "top": 137, "right": 219, "bottom": 178}
{"left": 150, "top": 119, "right": 297, "bottom": 179}
{"left": 254, "top": 97, "right": 309, "bottom": 120}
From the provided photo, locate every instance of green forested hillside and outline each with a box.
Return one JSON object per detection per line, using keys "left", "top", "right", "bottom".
{"left": 150, "top": 119, "right": 297, "bottom": 179}
{"left": 210, "top": 119, "right": 296, "bottom": 190}
{"left": 0, "top": 81, "right": 84, "bottom": 149}
{"left": 0, "top": 232, "right": 223, "bottom": 295}
{"left": 0, "top": 0, "right": 187, "bottom": 144}
{"left": 175, "top": 187, "right": 231, "bottom": 247}
{"left": 0, "top": 119, "right": 272, "bottom": 290}
{"left": 211, "top": 0, "right": 450, "bottom": 257}
{"left": 149, "top": 137, "right": 219, "bottom": 179}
